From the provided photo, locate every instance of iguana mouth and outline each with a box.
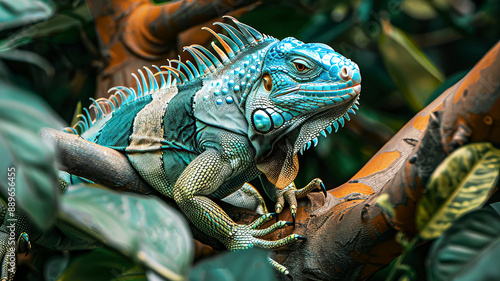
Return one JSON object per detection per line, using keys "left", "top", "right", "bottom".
{"left": 298, "top": 83, "right": 361, "bottom": 98}
{"left": 272, "top": 83, "right": 361, "bottom": 102}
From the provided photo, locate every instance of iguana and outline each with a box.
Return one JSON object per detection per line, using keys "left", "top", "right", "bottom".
{"left": 6, "top": 16, "right": 361, "bottom": 277}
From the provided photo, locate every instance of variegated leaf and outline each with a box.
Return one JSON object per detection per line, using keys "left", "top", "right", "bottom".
{"left": 416, "top": 142, "right": 500, "bottom": 240}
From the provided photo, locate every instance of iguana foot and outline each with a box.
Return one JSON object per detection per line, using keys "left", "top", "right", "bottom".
{"left": 0, "top": 232, "right": 31, "bottom": 281}
{"left": 275, "top": 178, "right": 326, "bottom": 223}
{"left": 226, "top": 212, "right": 305, "bottom": 250}
{"left": 224, "top": 213, "right": 305, "bottom": 277}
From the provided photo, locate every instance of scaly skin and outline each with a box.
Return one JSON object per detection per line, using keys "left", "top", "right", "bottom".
{"left": 55, "top": 16, "right": 361, "bottom": 276}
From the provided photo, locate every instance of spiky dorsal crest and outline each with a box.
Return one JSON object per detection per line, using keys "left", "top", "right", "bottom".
{"left": 64, "top": 16, "right": 271, "bottom": 135}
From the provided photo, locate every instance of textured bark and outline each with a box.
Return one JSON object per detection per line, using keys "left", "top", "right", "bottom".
{"left": 44, "top": 41, "right": 500, "bottom": 280}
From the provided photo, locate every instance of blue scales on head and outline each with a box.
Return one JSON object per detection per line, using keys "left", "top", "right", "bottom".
{"left": 243, "top": 36, "right": 361, "bottom": 158}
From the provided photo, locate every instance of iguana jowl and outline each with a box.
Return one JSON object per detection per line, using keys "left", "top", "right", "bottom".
{"left": 62, "top": 16, "right": 361, "bottom": 275}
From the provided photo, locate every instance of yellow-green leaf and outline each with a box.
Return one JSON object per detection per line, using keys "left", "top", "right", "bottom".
{"left": 375, "top": 193, "right": 394, "bottom": 218}
{"left": 378, "top": 20, "right": 445, "bottom": 111}
{"left": 401, "top": 0, "right": 438, "bottom": 20}
{"left": 416, "top": 143, "right": 500, "bottom": 240}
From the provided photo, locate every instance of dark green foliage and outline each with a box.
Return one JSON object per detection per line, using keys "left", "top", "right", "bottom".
{"left": 377, "top": 143, "right": 500, "bottom": 281}
{"left": 190, "top": 248, "right": 276, "bottom": 281}
{"left": 0, "top": 80, "right": 62, "bottom": 229}
{"left": 58, "top": 249, "right": 147, "bottom": 281}
{"left": 427, "top": 205, "right": 500, "bottom": 281}
{"left": 59, "top": 184, "right": 194, "bottom": 280}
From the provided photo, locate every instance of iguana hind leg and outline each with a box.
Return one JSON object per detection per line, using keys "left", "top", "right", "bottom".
{"left": 173, "top": 149, "right": 304, "bottom": 273}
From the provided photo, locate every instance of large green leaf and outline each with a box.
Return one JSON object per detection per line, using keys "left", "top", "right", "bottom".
{"left": 190, "top": 248, "right": 276, "bottom": 281}
{"left": 426, "top": 207, "right": 500, "bottom": 281}
{"left": 378, "top": 19, "right": 444, "bottom": 111}
{"left": 59, "top": 248, "right": 147, "bottom": 281}
{"left": 416, "top": 143, "right": 500, "bottom": 240}
{"left": 0, "top": 0, "right": 55, "bottom": 32}
{"left": 0, "top": 81, "right": 63, "bottom": 229}
{"left": 58, "top": 185, "right": 194, "bottom": 281}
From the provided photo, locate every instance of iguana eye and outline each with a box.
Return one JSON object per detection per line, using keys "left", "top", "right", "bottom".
{"left": 293, "top": 62, "right": 308, "bottom": 72}
{"left": 263, "top": 73, "right": 273, "bottom": 91}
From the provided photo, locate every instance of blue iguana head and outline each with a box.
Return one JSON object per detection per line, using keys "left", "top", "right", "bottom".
{"left": 243, "top": 36, "right": 361, "bottom": 187}
{"left": 246, "top": 37, "right": 361, "bottom": 151}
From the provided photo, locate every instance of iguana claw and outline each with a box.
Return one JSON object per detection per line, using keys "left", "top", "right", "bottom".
{"left": 320, "top": 182, "right": 327, "bottom": 197}
{"left": 295, "top": 234, "right": 307, "bottom": 241}
{"left": 18, "top": 233, "right": 31, "bottom": 256}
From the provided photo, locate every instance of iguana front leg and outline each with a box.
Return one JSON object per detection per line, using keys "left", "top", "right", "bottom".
{"left": 173, "top": 149, "right": 304, "bottom": 273}
{"left": 275, "top": 179, "right": 327, "bottom": 223}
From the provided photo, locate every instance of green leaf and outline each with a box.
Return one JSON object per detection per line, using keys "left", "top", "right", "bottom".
{"left": 375, "top": 193, "right": 394, "bottom": 218}
{"left": 190, "top": 248, "right": 276, "bottom": 281}
{"left": 427, "top": 207, "right": 500, "bottom": 281}
{"left": 59, "top": 248, "right": 147, "bottom": 281}
{"left": 416, "top": 143, "right": 500, "bottom": 240}
{"left": 378, "top": 20, "right": 444, "bottom": 111}
{"left": 58, "top": 185, "right": 194, "bottom": 281}
{"left": 400, "top": 0, "right": 438, "bottom": 20}
{"left": 0, "top": 0, "right": 55, "bottom": 32}
{"left": 0, "top": 80, "right": 63, "bottom": 229}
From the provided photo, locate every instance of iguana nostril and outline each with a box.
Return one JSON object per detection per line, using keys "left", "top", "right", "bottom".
{"left": 340, "top": 66, "right": 352, "bottom": 81}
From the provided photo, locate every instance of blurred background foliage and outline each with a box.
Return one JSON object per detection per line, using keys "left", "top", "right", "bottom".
{"left": 0, "top": 0, "right": 499, "bottom": 280}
